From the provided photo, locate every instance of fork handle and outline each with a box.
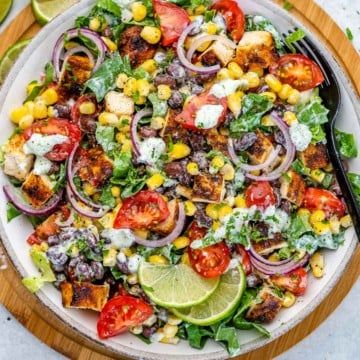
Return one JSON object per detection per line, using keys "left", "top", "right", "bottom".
{"left": 326, "top": 123, "right": 360, "bottom": 240}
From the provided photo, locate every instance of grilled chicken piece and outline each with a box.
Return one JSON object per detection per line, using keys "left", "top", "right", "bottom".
{"left": 21, "top": 173, "right": 54, "bottom": 207}
{"left": 65, "top": 55, "right": 94, "bottom": 84}
{"left": 252, "top": 235, "right": 287, "bottom": 256}
{"left": 247, "top": 130, "right": 274, "bottom": 165}
{"left": 206, "top": 128, "right": 229, "bottom": 156}
{"left": 77, "top": 147, "right": 113, "bottom": 188}
{"left": 161, "top": 109, "right": 189, "bottom": 142}
{"left": 105, "top": 91, "right": 134, "bottom": 116}
{"left": 3, "top": 134, "right": 34, "bottom": 181}
{"left": 299, "top": 143, "right": 329, "bottom": 170}
{"left": 192, "top": 173, "right": 225, "bottom": 203}
{"left": 201, "top": 38, "right": 235, "bottom": 66}
{"left": 151, "top": 199, "right": 178, "bottom": 235}
{"left": 119, "top": 26, "right": 157, "bottom": 67}
{"left": 280, "top": 170, "right": 306, "bottom": 206}
{"left": 60, "top": 282, "right": 110, "bottom": 312}
{"left": 176, "top": 184, "right": 193, "bottom": 199}
{"left": 235, "top": 31, "right": 277, "bottom": 70}
{"left": 245, "top": 286, "right": 282, "bottom": 323}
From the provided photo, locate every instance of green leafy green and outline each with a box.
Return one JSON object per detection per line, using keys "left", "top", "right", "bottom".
{"left": 25, "top": 63, "right": 55, "bottom": 102}
{"left": 292, "top": 159, "right": 311, "bottom": 176}
{"left": 96, "top": 0, "right": 121, "bottom": 17}
{"left": 287, "top": 212, "right": 312, "bottom": 240}
{"left": 284, "top": 28, "right": 306, "bottom": 53}
{"left": 112, "top": 151, "right": 132, "bottom": 179}
{"left": 111, "top": 166, "right": 147, "bottom": 198}
{"left": 95, "top": 124, "right": 118, "bottom": 153}
{"left": 348, "top": 173, "right": 360, "bottom": 204}
{"left": 148, "top": 93, "right": 168, "bottom": 118}
{"left": 278, "top": 247, "right": 292, "bottom": 260}
{"left": 6, "top": 202, "right": 21, "bottom": 222}
{"left": 52, "top": 163, "right": 66, "bottom": 193}
{"left": 345, "top": 28, "right": 354, "bottom": 41}
{"left": 100, "top": 185, "right": 116, "bottom": 208}
{"left": 212, "top": 323, "right": 241, "bottom": 357}
{"left": 183, "top": 323, "right": 214, "bottom": 349}
{"left": 335, "top": 129, "right": 358, "bottom": 158}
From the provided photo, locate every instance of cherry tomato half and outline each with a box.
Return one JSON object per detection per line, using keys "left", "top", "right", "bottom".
{"left": 270, "top": 268, "right": 308, "bottom": 296}
{"left": 175, "top": 91, "right": 228, "bottom": 131}
{"left": 245, "top": 181, "right": 276, "bottom": 209}
{"left": 269, "top": 54, "right": 325, "bottom": 91}
{"left": 153, "top": 0, "right": 190, "bottom": 46}
{"left": 97, "top": 295, "right": 153, "bottom": 339}
{"left": 114, "top": 190, "right": 170, "bottom": 230}
{"left": 235, "top": 244, "right": 252, "bottom": 275}
{"left": 187, "top": 222, "right": 231, "bottom": 278}
{"left": 303, "top": 188, "right": 345, "bottom": 218}
{"left": 212, "top": 0, "right": 245, "bottom": 42}
{"left": 23, "top": 118, "right": 81, "bottom": 161}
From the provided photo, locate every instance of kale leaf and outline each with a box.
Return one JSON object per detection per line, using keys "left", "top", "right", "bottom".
{"left": 335, "top": 129, "right": 358, "bottom": 158}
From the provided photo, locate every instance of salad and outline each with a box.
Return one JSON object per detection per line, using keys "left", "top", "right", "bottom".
{"left": 1, "top": 0, "right": 359, "bottom": 356}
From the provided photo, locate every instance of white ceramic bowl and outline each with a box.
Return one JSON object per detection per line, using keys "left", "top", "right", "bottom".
{"left": 0, "top": 1, "right": 359, "bottom": 359}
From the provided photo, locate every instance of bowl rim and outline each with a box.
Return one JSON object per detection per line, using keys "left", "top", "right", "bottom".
{"left": 0, "top": 0, "right": 359, "bottom": 359}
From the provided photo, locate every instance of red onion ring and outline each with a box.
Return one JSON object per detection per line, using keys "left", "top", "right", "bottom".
{"left": 52, "top": 28, "right": 106, "bottom": 79}
{"left": 249, "top": 246, "right": 293, "bottom": 266}
{"left": 245, "top": 112, "right": 296, "bottom": 181}
{"left": 130, "top": 108, "right": 153, "bottom": 156}
{"left": 177, "top": 23, "right": 221, "bottom": 74}
{"left": 3, "top": 185, "right": 63, "bottom": 217}
{"left": 132, "top": 203, "right": 185, "bottom": 248}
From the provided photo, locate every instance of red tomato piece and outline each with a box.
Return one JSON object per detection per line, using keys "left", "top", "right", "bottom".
{"left": 303, "top": 188, "right": 346, "bottom": 218}
{"left": 23, "top": 118, "right": 81, "bottom": 161}
{"left": 114, "top": 190, "right": 170, "bottom": 230}
{"left": 212, "top": 0, "right": 245, "bottom": 42}
{"left": 270, "top": 268, "right": 308, "bottom": 296}
{"left": 27, "top": 233, "right": 42, "bottom": 245}
{"left": 235, "top": 244, "right": 252, "bottom": 275}
{"left": 187, "top": 222, "right": 231, "bottom": 278}
{"left": 97, "top": 295, "right": 153, "bottom": 339}
{"left": 269, "top": 54, "right": 325, "bottom": 91}
{"left": 175, "top": 91, "right": 228, "bottom": 130}
{"left": 245, "top": 181, "right": 276, "bottom": 209}
{"left": 71, "top": 94, "right": 99, "bottom": 124}
{"left": 153, "top": 0, "right": 190, "bottom": 46}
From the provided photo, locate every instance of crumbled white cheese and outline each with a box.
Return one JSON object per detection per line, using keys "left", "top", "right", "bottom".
{"left": 195, "top": 104, "right": 224, "bottom": 129}
{"left": 101, "top": 229, "right": 135, "bottom": 249}
{"left": 33, "top": 156, "right": 53, "bottom": 175}
{"left": 289, "top": 122, "right": 312, "bottom": 151}
{"left": 210, "top": 79, "right": 248, "bottom": 98}
{"left": 127, "top": 254, "right": 143, "bottom": 273}
{"left": 116, "top": 252, "right": 127, "bottom": 264}
{"left": 23, "top": 133, "right": 68, "bottom": 156}
{"left": 138, "top": 137, "right": 166, "bottom": 164}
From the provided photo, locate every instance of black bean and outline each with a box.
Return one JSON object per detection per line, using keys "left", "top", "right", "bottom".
{"left": 166, "top": 63, "right": 186, "bottom": 81}
{"left": 142, "top": 325, "right": 158, "bottom": 338}
{"left": 102, "top": 27, "right": 113, "bottom": 38}
{"left": 164, "top": 161, "right": 192, "bottom": 187}
{"left": 193, "top": 72, "right": 216, "bottom": 85}
{"left": 154, "top": 74, "right": 176, "bottom": 89}
{"left": 191, "top": 84, "right": 204, "bottom": 95}
{"left": 223, "top": 112, "right": 235, "bottom": 127}
{"left": 274, "top": 130, "right": 286, "bottom": 146}
{"left": 191, "top": 151, "right": 208, "bottom": 170}
{"left": 280, "top": 200, "right": 292, "bottom": 215}
{"left": 194, "top": 205, "right": 212, "bottom": 228}
{"left": 246, "top": 273, "right": 263, "bottom": 288}
{"left": 116, "top": 261, "right": 131, "bottom": 275}
{"left": 188, "top": 132, "right": 209, "bottom": 152}
{"left": 47, "top": 235, "right": 60, "bottom": 246}
{"left": 46, "top": 247, "right": 68, "bottom": 266}
{"left": 139, "top": 126, "right": 158, "bottom": 138}
{"left": 53, "top": 104, "right": 71, "bottom": 119}
{"left": 233, "top": 132, "right": 257, "bottom": 151}
{"left": 91, "top": 261, "right": 105, "bottom": 280}
{"left": 80, "top": 116, "right": 97, "bottom": 134}
{"left": 75, "top": 262, "right": 93, "bottom": 281}
{"left": 168, "top": 90, "right": 184, "bottom": 109}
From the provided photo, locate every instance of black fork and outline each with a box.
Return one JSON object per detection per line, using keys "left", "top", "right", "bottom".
{"left": 282, "top": 29, "right": 360, "bottom": 240}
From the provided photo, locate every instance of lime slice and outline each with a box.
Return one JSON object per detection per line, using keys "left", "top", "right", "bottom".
{"left": 172, "top": 265, "right": 246, "bottom": 325}
{"left": 0, "top": 0, "right": 12, "bottom": 25}
{"left": 0, "top": 39, "right": 31, "bottom": 86}
{"left": 138, "top": 262, "right": 220, "bottom": 309}
{"left": 31, "top": 0, "right": 79, "bottom": 25}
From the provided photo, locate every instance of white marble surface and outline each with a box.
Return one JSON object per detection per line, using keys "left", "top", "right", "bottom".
{"left": 0, "top": 1, "right": 359, "bottom": 359}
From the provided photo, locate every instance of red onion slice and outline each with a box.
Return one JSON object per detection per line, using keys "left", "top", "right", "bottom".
{"left": 3, "top": 185, "right": 63, "bottom": 217}
{"left": 130, "top": 108, "right": 153, "bottom": 156}
{"left": 177, "top": 23, "right": 221, "bottom": 74}
{"left": 133, "top": 203, "right": 185, "bottom": 248}
{"left": 249, "top": 246, "right": 293, "bottom": 266}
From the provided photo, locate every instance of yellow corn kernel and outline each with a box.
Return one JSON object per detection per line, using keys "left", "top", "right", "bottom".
{"left": 102, "top": 37, "right": 117, "bottom": 52}
{"left": 116, "top": 133, "right": 127, "bottom": 144}
{"left": 211, "top": 156, "right": 225, "bottom": 169}
{"left": 310, "top": 252, "right": 324, "bottom": 278}
{"left": 221, "top": 163, "right": 235, "bottom": 181}
{"left": 111, "top": 186, "right": 121, "bottom": 197}
{"left": 261, "top": 114, "right": 275, "bottom": 127}
{"left": 181, "top": 252, "right": 190, "bottom": 265}
{"left": 121, "top": 139, "right": 132, "bottom": 152}
{"left": 127, "top": 273, "right": 138, "bottom": 285}
{"left": 133, "top": 229, "right": 149, "bottom": 239}
{"left": 196, "top": 39, "right": 211, "bottom": 52}
{"left": 287, "top": 89, "right": 301, "bottom": 105}
{"left": 140, "top": 59, "right": 157, "bottom": 73}
{"left": 227, "top": 62, "right": 243, "bottom": 79}
{"left": 149, "top": 254, "right": 168, "bottom": 265}
{"left": 282, "top": 291, "right": 296, "bottom": 308}
{"left": 160, "top": 336, "right": 180, "bottom": 345}
{"left": 206, "top": 203, "right": 218, "bottom": 220}
{"left": 310, "top": 169, "right": 325, "bottom": 183}
{"left": 131, "top": 2, "right": 147, "bottom": 22}
{"left": 123, "top": 77, "right": 137, "bottom": 97}
{"left": 218, "top": 205, "right": 232, "bottom": 221}
{"left": 184, "top": 200, "right": 197, "bottom": 216}
{"left": 157, "top": 84, "right": 172, "bottom": 100}
{"left": 186, "top": 162, "right": 199, "bottom": 176}
{"left": 136, "top": 78, "right": 151, "bottom": 97}
{"left": 122, "top": 248, "right": 133, "bottom": 257}
{"left": 268, "top": 253, "right": 280, "bottom": 262}
{"left": 39, "top": 242, "right": 49, "bottom": 252}
{"left": 135, "top": 96, "right": 146, "bottom": 105}
{"left": 309, "top": 210, "right": 326, "bottom": 224}
{"left": 248, "top": 63, "right": 264, "bottom": 77}
{"left": 227, "top": 91, "right": 243, "bottom": 117}
{"left": 212, "top": 221, "right": 221, "bottom": 230}
{"left": 146, "top": 173, "right": 165, "bottom": 190}
{"left": 79, "top": 101, "right": 96, "bottom": 115}
{"left": 89, "top": 17, "right": 101, "bottom": 31}
{"left": 19, "top": 114, "right": 34, "bottom": 130}
{"left": 297, "top": 208, "right": 311, "bottom": 217}
{"left": 265, "top": 74, "right": 282, "bottom": 92}
{"left": 173, "top": 236, "right": 190, "bottom": 250}
{"left": 205, "top": 22, "right": 218, "bottom": 35}
{"left": 98, "top": 112, "right": 119, "bottom": 126}
{"left": 26, "top": 81, "right": 40, "bottom": 95}
{"left": 163, "top": 324, "right": 178, "bottom": 338}
{"left": 235, "top": 195, "right": 246, "bottom": 208}
{"left": 278, "top": 84, "right": 293, "bottom": 100}
{"left": 340, "top": 215, "right": 352, "bottom": 228}
{"left": 83, "top": 182, "right": 97, "bottom": 196}
{"left": 242, "top": 72, "right": 260, "bottom": 88}
{"left": 150, "top": 116, "right": 165, "bottom": 130}
{"left": 33, "top": 101, "right": 48, "bottom": 119}
{"left": 169, "top": 143, "right": 191, "bottom": 160}
{"left": 24, "top": 101, "right": 35, "bottom": 116}
{"left": 194, "top": 4, "right": 206, "bottom": 15}
{"left": 41, "top": 88, "right": 58, "bottom": 105}
{"left": 116, "top": 73, "right": 128, "bottom": 89}
{"left": 329, "top": 217, "right": 340, "bottom": 234}
{"left": 261, "top": 91, "right": 277, "bottom": 102}
{"left": 168, "top": 315, "right": 182, "bottom": 325}
{"left": 283, "top": 111, "right": 298, "bottom": 126}
{"left": 312, "top": 221, "right": 331, "bottom": 235}
{"left": 47, "top": 106, "right": 56, "bottom": 118}
{"left": 216, "top": 68, "right": 231, "bottom": 81}
{"left": 10, "top": 106, "right": 29, "bottom": 124}
{"left": 140, "top": 26, "right": 161, "bottom": 44}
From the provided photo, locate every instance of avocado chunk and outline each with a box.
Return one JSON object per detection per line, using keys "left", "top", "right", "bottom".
{"left": 22, "top": 276, "right": 44, "bottom": 293}
{"left": 30, "top": 247, "right": 56, "bottom": 282}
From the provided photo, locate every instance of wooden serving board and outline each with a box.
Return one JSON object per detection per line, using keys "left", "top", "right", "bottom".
{"left": 0, "top": 1, "right": 359, "bottom": 359}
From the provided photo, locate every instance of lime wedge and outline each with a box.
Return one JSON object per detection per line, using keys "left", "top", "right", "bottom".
{"left": 0, "top": 39, "right": 31, "bottom": 86}
{"left": 0, "top": 0, "right": 12, "bottom": 25}
{"left": 31, "top": 0, "right": 79, "bottom": 25}
{"left": 138, "top": 262, "right": 220, "bottom": 309}
{"left": 171, "top": 265, "right": 246, "bottom": 325}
